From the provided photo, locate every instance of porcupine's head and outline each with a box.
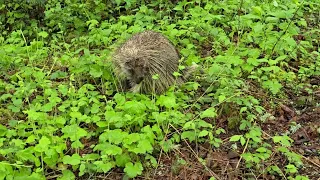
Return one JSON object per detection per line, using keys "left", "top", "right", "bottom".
{"left": 122, "top": 57, "right": 150, "bottom": 85}
{"left": 113, "top": 43, "right": 152, "bottom": 92}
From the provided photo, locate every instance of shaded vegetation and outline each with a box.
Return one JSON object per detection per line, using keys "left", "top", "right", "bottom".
{"left": 0, "top": 0, "right": 319, "bottom": 179}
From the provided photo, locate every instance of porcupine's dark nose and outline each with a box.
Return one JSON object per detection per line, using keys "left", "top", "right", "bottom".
{"left": 136, "top": 76, "right": 144, "bottom": 84}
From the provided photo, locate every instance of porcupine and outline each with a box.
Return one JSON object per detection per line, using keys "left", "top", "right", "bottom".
{"left": 112, "top": 30, "right": 197, "bottom": 94}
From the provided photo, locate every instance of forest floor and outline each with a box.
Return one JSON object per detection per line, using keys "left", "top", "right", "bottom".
{"left": 79, "top": 82, "right": 320, "bottom": 180}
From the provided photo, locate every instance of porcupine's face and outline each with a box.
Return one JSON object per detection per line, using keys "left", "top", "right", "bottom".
{"left": 123, "top": 58, "right": 149, "bottom": 85}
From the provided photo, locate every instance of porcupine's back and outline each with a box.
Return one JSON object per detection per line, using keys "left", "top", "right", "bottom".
{"left": 113, "top": 30, "right": 184, "bottom": 94}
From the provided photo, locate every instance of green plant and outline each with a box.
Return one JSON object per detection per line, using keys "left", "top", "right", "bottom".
{"left": 1, "top": 0, "right": 319, "bottom": 179}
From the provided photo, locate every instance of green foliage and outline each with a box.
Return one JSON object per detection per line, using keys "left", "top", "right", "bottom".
{"left": 0, "top": 0, "right": 319, "bottom": 179}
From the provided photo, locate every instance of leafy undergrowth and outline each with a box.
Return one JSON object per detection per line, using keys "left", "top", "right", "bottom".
{"left": 0, "top": 0, "right": 319, "bottom": 179}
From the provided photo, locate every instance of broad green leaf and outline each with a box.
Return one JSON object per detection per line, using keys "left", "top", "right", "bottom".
{"left": 57, "top": 170, "right": 75, "bottom": 180}
{"left": 94, "top": 143, "right": 122, "bottom": 155}
{"left": 79, "top": 164, "right": 85, "bottom": 176}
{"left": 62, "top": 125, "right": 88, "bottom": 141}
{"left": 230, "top": 135, "right": 242, "bottom": 142}
{"left": 124, "top": 162, "right": 143, "bottom": 178}
{"left": 38, "top": 31, "right": 48, "bottom": 38}
{"left": 26, "top": 135, "right": 36, "bottom": 143}
{"left": 63, "top": 154, "right": 81, "bottom": 166}
{"left": 34, "top": 136, "right": 51, "bottom": 152}
{"left": 156, "top": 95, "right": 177, "bottom": 109}
{"left": 133, "top": 139, "right": 153, "bottom": 154}
{"left": 201, "top": 107, "right": 217, "bottom": 118}
{"left": 218, "top": 95, "right": 226, "bottom": 103}
{"left": 115, "top": 154, "right": 132, "bottom": 167}
{"left": 198, "top": 130, "right": 209, "bottom": 137}
{"left": 89, "top": 65, "right": 103, "bottom": 78}
{"left": 123, "top": 101, "right": 147, "bottom": 114}
{"left": 94, "top": 161, "right": 114, "bottom": 173}
{"left": 181, "top": 131, "right": 196, "bottom": 142}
